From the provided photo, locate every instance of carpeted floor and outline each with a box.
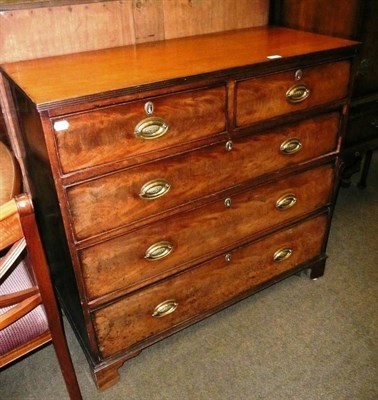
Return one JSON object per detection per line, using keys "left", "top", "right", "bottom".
{"left": 1, "top": 154, "right": 377, "bottom": 400}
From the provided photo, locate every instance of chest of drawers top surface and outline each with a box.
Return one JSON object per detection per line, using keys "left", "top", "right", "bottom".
{"left": 1, "top": 26, "right": 357, "bottom": 109}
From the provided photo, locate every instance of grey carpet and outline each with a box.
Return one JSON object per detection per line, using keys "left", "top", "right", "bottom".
{"left": 1, "top": 154, "right": 377, "bottom": 400}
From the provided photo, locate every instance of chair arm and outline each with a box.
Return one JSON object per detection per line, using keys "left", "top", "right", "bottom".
{"left": 0, "top": 287, "right": 39, "bottom": 308}
{"left": 0, "top": 293, "right": 42, "bottom": 330}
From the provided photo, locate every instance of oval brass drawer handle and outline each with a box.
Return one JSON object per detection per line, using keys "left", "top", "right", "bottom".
{"left": 273, "top": 248, "right": 293, "bottom": 262}
{"left": 139, "top": 179, "right": 171, "bottom": 200}
{"left": 152, "top": 299, "right": 178, "bottom": 318}
{"left": 286, "top": 84, "right": 310, "bottom": 103}
{"left": 280, "top": 138, "right": 302, "bottom": 155}
{"left": 144, "top": 241, "right": 173, "bottom": 261}
{"left": 135, "top": 117, "right": 169, "bottom": 140}
{"left": 275, "top": 193, "right": 297, "bottom": 210}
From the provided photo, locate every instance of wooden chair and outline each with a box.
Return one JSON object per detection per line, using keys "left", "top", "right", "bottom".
{"left": 0, "top": 194, "right": 82, "bottom": 399}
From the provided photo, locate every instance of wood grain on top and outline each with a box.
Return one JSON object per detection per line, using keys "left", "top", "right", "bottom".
{"left": 1, "top": 26, "right": 358, "bottom": 107}
{"left": 0, "top": 0, "right": 269, "bottom": 63}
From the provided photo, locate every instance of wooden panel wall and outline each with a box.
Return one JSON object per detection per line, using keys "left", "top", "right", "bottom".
{"left": 0, "top": 0, "right": 269, "bottom": 63}
{"left": 272, "top": 0, "right": 362, "bottom": 39}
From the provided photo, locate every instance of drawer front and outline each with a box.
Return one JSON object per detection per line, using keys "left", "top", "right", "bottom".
{"left": 80, "top": 164, "right": 334, "bottom": 300}
{"left": 93, "top": 213, "right": 328, "bottom": 358}
{"left": 236, "top": 61, "right": 350, "bottom": 127}
{"left": 68, "top": 113, "right": 339, "bottom": 240}
{"left": 52, "top": 86, "right": 227, "bottom": 174}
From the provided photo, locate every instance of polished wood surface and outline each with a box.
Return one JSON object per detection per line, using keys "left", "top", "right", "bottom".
{"left": 1, "top": 24, "right": 356, "bottom": 389}
{"left": 67, "top": 114, "right": 339, "bottom": 241}
{"left": 53, "top": 86, "right": 226, "bottom": 174}
{"left": 1, "top": 27, "right": 357, "bottom": 107}
{"left": 80, "top": 164, "right": 334, "bottom": 302}
{"left": 0, "top": 0, "right": 269, "bottom": 63}
{"left": 93, "top": 213, "right": 328, "bottom": 358}
{"left": 236, "top": 61, "right": 350, "bottom": 126}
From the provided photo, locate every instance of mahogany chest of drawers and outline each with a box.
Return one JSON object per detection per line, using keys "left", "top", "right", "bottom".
{"left": 1, "top": 27, "right": 358, "bottom": 389}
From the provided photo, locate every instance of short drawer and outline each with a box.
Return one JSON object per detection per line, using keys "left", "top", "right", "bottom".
{"left": 80, "top": 164, "right": 334, "bottom": 300}
{"left": 51, "top": 86, "right": 227, "bottom": 174}
{"left": 67, "top": 113, "right": 340, "bottom": 240}
{"left": 236, "top": 61, "right": 350, "bottom": 127}
{"left": 93, "top": 213, "right": 328, "bottom": 358}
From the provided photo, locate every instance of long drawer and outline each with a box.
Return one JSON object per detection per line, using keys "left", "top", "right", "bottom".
{"left": 51, "top": 86, "right": 227, "bottom": 174}
{"left": 67, "top": 113, "right": 339, "bottom": 240}
{"left": 80, "top": 163, "right": 334, "bottom": 301}
{"left": 236, "top": 61, "right": 350, "bottom": 127}
{"left": 93, "top": 213, "right": 328, "bottom": 359}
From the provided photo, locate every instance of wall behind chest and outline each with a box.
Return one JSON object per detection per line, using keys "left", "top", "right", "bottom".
{"left": 0, "top": 0, "right": 269, "bottom": 63}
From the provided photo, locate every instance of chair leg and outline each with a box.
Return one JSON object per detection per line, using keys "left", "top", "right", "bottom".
{"left": 358, "top": 150, "right": 374, "bottom": 189}
{"left": 16, "top": 196, "right": 82, "bottom": 399}
{"left": 50, "top": 323, "right": 82, "bottom": 400}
